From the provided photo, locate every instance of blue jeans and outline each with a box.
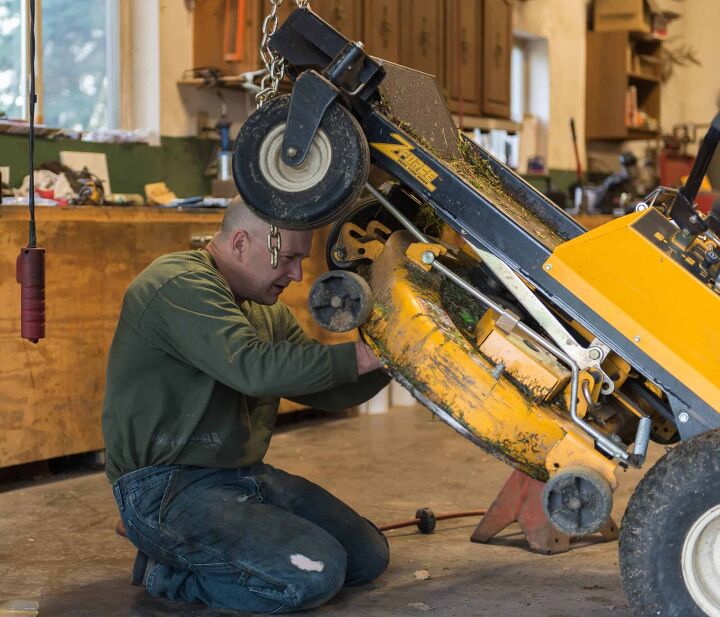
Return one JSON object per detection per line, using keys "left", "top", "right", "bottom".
{"left": 112, "top": 464, "right": 389, "bottom": 613}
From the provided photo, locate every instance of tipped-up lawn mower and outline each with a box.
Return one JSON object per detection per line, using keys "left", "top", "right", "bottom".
{"left": 232, "top": 5, "right": 720, "bottom": 616}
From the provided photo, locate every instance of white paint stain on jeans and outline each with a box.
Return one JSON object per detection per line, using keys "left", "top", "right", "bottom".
{"left": 290, "top": 553, "right": 324, "bottom": 572}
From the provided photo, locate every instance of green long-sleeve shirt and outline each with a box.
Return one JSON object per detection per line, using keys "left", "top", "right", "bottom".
{"left": 102, "top": 249, "right": 389, "bottom": 483}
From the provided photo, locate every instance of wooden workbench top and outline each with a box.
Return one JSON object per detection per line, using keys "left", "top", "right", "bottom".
{"left": 0, "top": 204, "right": 225, "bottom": 223}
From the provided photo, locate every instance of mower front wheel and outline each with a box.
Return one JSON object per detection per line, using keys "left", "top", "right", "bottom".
{"left": 620, "top": 429, "right": 720, "bottom": 617}
{"left": 232, "top": 95, "right": 370, "bottom": 230}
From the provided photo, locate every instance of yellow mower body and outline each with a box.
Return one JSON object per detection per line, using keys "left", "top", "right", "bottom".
{"left": 362, "top": 231, "right": 618, "bottom": 489}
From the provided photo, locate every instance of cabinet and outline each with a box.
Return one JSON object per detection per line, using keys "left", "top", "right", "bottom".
{"left": 399, "top": 0, "right": 445, "bottom": 83}
{"left": 191, "top": 0, "right": 513, "bottom": 118}
{"left": 193, "top": 0, "right": 297, "bottom": 75}
{"left": 362, "top": 0, "right": 401, "bottom": 64}
{"left": 586, "top": 30, "right": 661, "bottom": 140}
{"left": 307, "top": 0, "right": 363, "bottom": 40}
{"left": 0, "top": 206, "right": 349, "bottom": 468}
{"left": 446, "top": 0, "right": 511, "bottom": 118}
{"left": 194, "top": 0, "right": 255, "bottom": 74}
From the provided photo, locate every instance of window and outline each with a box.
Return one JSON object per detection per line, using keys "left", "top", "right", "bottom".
{"left": 510, "top": 41, "right": 525, "bottom": 125}
{"left": 510, "top": 34, "right": 549, "bottom": 173}
{"left": 0, "top": 0, "right": 119, "bottom": 131}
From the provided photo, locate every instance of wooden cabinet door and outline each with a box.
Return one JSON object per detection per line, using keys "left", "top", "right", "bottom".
{"left": 481, "top": 0, "right": 511, "bottom": 118}
{"left": 399, "top": 0, "right": 444, "bottom": 84}
{"left": 446, "top": 0, "right": 482, "bottom": 115}
{"left": 194, "top": 0, "right": 249, "bottom": 74}
{"left": 310, "top": 0, "right": 363, "bottom": 40}
{"left": 363, "top": 0, "right": 401, "bottom": 63}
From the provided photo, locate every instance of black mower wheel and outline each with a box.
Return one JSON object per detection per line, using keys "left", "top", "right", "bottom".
{"left": 308, "top": 270, "right": 374, "bottom": 332}
{"left": 620, "top": 429, "right": 720, "bottom": 617}
{"left": 232, "top": 95, "right": 369, "bottom": 230}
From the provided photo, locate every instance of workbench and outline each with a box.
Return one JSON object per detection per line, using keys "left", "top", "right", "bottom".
{"left": 0, "top": 205, "right": 346, "bottom": 468}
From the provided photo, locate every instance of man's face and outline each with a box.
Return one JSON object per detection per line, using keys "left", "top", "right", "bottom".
{"left": 240, "top": 227, "right": 313, "bottom": 305}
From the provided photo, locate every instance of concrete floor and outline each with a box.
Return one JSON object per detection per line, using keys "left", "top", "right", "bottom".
{"left": 0, "top": 405, "right": 662, "bottom": 617}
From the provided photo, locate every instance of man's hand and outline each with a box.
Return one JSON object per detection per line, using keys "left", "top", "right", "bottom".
{"left": 354, "top": 339, "right": 382, "bottom": 376}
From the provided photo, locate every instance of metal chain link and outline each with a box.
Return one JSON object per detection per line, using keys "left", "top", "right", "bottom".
{"left": 257, "top": 0, "right": 310, "bottom": 267}
{"left": 267, "top": 224, "right": 282, "bottom": 269}
{"left": 255, "top": 0, "right": 310, "bottom": 108}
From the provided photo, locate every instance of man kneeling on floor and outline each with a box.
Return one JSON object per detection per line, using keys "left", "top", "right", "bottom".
{"left": 102, "top": 198, "right": 391, "bottom": 612}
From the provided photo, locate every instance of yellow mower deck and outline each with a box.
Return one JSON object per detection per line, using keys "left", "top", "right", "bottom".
{"left": 361, "top": 231, "right": 618, "bottom": 488}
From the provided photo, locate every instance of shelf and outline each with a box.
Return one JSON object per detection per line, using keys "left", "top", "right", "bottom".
{"left": 452, "top": 115, "right": 520, "bottom": 134}
{"left": 586, "top": 31, "right": 661, "bottom": 142}
{"left": 629, "top": 72, "right": 660, "bottom": 84}
{"left": 626, "top": 127, "right": 660, "bottom": 139}
{"left": 177, "top": 75, "right": 252, "bottom": 91}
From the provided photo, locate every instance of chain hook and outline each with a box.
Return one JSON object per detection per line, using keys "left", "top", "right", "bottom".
{"left": 257, "top": 0, "right": 310, "bottom": 267}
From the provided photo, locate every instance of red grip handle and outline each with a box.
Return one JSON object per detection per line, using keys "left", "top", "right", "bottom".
{"left": 16, "top": 247, "right": 46, "bottom": 343}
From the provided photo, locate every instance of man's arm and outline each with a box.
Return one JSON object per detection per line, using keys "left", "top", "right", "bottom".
{"left": 138, "top": 271, "right": 361, "bottom": 398}
{"left": 281, "top": 307, "right": 391, "bottom": 412}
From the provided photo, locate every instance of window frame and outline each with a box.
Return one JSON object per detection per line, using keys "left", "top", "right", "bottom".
{"left": 10, "top": 0, "right": 121, "bottom": 130}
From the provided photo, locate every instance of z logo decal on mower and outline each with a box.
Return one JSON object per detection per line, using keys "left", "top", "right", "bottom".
{"left": 370, "top": 133, "right": 439, "bottom": 192}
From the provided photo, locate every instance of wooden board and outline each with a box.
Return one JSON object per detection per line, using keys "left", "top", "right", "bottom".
{"left": 0, "top": 206, "right": 349, "bottom": 468}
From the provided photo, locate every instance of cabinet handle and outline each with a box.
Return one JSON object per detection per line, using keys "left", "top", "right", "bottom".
{"left": 461, "top": 27, "right": 470, "bottom": 65}
{"left": 494, "top": 32, "right": 503, "bottom": 69}
{"left": 333, "top": 1, "right": 345, "bottom": 28}
{"left": 190, "top": 234, "right": 214, "bottom": 248}
{"left": 380, "top": 6, "right": 391, "bottom": 48}
{"left": 419, "top": 17, "right": 430, "bottom": 57}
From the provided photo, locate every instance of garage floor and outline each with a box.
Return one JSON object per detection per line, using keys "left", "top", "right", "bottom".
{"left": 0, "top": 405, "right": 661, "bottom": 616}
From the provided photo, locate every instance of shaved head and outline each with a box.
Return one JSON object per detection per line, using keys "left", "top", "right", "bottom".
{"left": 220, "top": 196, "right": 268, "bottom": 234}
{"left": 206, "top": 196, "right": 313, "bottom": 304}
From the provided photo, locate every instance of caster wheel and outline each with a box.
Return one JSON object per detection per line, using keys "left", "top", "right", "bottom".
{"left": 542, "top": 466, "right": 612, "bottom": 536}
{"left": 309, "top": 271, "right": 374, "bottom": 332}
{"left": 620, "top": 429, "right": 720, "bottom": 617}
{"left": 233, "top": 95, "right": 370, "bottom": 230}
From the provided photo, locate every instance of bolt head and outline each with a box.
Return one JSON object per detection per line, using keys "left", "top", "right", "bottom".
{"left": 330, "top": 296, "right": 342, "bottom": 308}
{"left": 678, "top": 412, "right": 690, "bottom": 423}
{"left": 545, "top": 264, "right": 552, "bottom": 271}
{"left": 421, "top": 251, "right": 435, "bottom": 265}
{"left": 634, "top": 335, "right": 641, "bottom": 342}
{"left": 286, "top": 146, "right": 298, "bottom": 157}
{"left": 588, "top": 347, "right": 602, "bottom": 361}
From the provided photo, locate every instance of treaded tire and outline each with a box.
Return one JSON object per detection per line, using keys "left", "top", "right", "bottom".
{"left": 620, "top": 429, "right": 720, "bottom": 617}
{"left": 232, "top": 95, "right": 370, "bottom": 230}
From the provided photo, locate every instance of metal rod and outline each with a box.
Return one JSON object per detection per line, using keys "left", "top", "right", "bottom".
{"left": 365, "top": 183, "right": 428, "bottom": 243}
{"left": 632, "top": 417, "right": 652, "bottom": 464}
{"left": 368, "top": 182, "right": 631, "bottom": 462}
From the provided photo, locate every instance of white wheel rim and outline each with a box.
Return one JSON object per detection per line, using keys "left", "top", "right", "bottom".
{"left": 682, "top": 503, "right": 720, "bottom": 616}
{"left": 258, "top": 123, "right": 332, "bottom": 193}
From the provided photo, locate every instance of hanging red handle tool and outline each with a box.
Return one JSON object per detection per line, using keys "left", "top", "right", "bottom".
{"left": 16, "top": 248, "right": 45, "bottom": 343}
{"left": 17, "top": 0, "right": 45, "bottom": 344}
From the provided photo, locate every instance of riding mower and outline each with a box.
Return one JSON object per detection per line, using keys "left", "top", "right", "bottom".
{"left": 232, "top": 6, "right": 720, "bottom": 616}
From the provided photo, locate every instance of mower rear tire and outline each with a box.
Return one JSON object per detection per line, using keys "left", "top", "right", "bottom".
{"left": 620, "top": 429, "right": 720, "bottom": 617}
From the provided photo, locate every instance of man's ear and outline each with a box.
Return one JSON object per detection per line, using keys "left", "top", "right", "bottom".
{"left": 230, "top": 229, "right": 249, "bottom": 261}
